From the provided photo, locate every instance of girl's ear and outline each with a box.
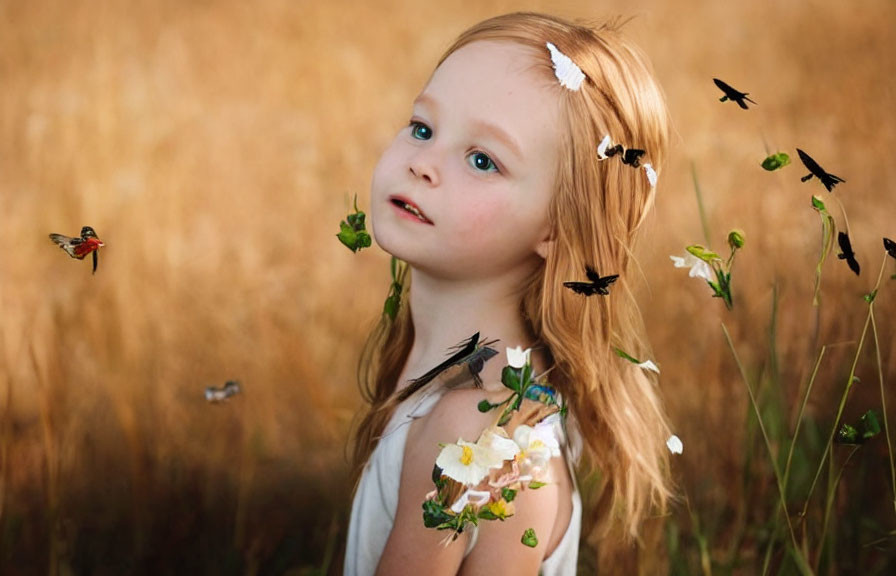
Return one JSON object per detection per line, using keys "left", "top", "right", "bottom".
{"left": 535, "top": 237, "right": 554, "bottom": 260}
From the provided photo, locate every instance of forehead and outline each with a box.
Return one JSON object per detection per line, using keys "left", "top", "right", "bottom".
{"left": 421, "top": 40, "right": 562, "bottom": 157}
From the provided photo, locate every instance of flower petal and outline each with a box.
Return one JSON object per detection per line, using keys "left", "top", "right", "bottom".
{"left": 666, "top": 434, "right": 683, "bottom": 455}
{"left": 637, "top": 359, "right": 660, "bottom": 374}
{"left": 506, "top": 346, "right": 531, "bottom": 369}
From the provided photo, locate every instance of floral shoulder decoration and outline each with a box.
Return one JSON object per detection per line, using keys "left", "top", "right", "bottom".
{"left": 421, "top": 345, "right": 566, "bottom": 548}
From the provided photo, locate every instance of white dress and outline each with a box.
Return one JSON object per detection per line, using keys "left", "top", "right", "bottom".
{"left": 344, "top": 386, "right": 582, "bottom": 576}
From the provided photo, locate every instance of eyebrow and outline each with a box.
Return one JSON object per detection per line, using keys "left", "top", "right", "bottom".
{"left": 413, "top": 93, "right": 524, "bottom": 161}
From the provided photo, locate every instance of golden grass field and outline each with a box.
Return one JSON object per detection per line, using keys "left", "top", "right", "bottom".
{"left": 2, "top": 0, "right": 895, "bottom": 573}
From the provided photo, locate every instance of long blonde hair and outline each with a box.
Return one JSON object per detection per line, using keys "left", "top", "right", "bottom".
{"left": 351, "top": 12, "right": 673, "bottom": 540}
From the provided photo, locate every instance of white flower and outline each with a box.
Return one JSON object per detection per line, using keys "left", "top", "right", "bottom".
{"left": 436, "top": 428, "right": 520, "bottom": 486}
{"left": 670, "top": 253, "right": 714, "bottom": 281}
{"left": 449, "top": 489, "right": 492, "bottom": 514}
{"left": 514, "top": 416, "right": 561, "bottom": 473}
{"left": 546, "top": 42, "right": 585, "bottom": 91}
{"left": 637, "top": 359, "right": 660, "bottom": 374}
{"left": 666, "top": 434, "right": 683, "bottom": 455}
{"left": 506, "top": 346, "right": 531, "bottom": 369}
{"left": 479, "top": 426, "right": 522, "bottom": 461}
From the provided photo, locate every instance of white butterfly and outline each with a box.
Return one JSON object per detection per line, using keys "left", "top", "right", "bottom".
{"left": 546, "top": 42, "right": 585, "bottom": 91}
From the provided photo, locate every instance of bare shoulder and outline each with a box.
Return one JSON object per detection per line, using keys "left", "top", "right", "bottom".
{"left": 411, "top": 387, "right": 503, "bottom": 446}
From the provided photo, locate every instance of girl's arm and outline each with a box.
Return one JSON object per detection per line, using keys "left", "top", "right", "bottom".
{"left": 375, "top": 389, "right": 561, "bottom": 576}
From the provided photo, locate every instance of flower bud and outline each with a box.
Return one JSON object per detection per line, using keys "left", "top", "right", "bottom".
{"left": 727, "top": 229, "right": 746, "bottom": 250}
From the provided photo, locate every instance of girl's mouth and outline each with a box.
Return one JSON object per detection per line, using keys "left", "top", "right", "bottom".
{"left": 390, "top": 197, "right": 433, "bottom": 224}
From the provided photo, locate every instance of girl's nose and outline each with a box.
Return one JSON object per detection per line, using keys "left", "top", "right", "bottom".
{"left": 408, "top": 155, "right": 440, "bottom": 186}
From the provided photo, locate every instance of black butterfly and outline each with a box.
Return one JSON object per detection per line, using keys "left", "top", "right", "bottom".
{"left": 397, "top": 332, "right": 499, "bottom": 401}
{"left": 563, "top": 266, "right": 619, "bottom": 296}
{"left": 837, "top": 231, "right": 860, "bottom": 276}
{"left": 797, "top": 149, "right": 845, "bottom": 192}
{"left": 884, "top": 237, "right": 896, "bottom": 260}
{"left": 602, "top": 144, "right": 646, "bottom": 167}
{"left": 713, "top": 78, "right": 757, "bottom": 110}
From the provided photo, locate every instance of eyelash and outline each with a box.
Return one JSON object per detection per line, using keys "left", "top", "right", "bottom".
{"left": 407, "top": 120, "right": 501, "bottom": 174}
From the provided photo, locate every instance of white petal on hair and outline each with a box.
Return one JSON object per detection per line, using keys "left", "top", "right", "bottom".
{"left": 597, "top": 134, "right": 613, "bottom": 160}
{"left": 666, "top": 434, "right": 683, "bottom": 455}
{"left": 637, "top": 359, "right": 660, "bottom": 374}
{"left": 546, "top": 42, "right": 585, "bottom": 91}
{"left": 643, "top": 163, "right": 658, "bottom": 187}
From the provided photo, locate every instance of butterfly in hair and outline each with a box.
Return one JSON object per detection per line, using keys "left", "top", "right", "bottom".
{"left": 397, "top": 332, "right": 499, "bottom": 401}
{"left": 797, "top": 148, "right": 845, "bottom": 192}
{"left": 837, "top": 231, "right": 860, "bottom": 276}
{"left": 563, "top": 266, "right": 619, "bottom": 296}
{"left": 597, "top": 135, "right": 645, "bottom": 166}
{"left": 713, "top": 78, "right": 757, "bottom": 110}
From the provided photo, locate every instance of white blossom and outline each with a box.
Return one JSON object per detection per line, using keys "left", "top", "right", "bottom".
{"left": 670, "top": 253, "right": 714, "bottom": 281}
{"left": 506, "top": 346, "right": 531, "bottom": 369}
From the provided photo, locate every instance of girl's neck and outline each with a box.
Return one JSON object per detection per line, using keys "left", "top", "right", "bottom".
{"left": 397, "top": 266, "right": 538, "bottom": 391}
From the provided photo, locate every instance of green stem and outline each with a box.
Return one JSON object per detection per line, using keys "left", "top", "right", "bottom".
{"left": 721, "top": 323, "right": 800, "bottom": 553}
{"left": 800, "top": 256, "right": 888, "bottom": 519}
{"left": 782, "top": 347, "right": 827, "bottom": 502}
{"left": 691, "top": 162, "right": 712, "bottom": 247}
{"left": 869, "top": 258, "right": 896, "bottom": 514}
{"left": 815, "top": 445, "right": 860, "bottom": 569}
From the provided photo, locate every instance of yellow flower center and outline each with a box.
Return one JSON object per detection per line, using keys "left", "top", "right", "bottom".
{"left": 488, "top": 499, "right": 507, "bottom": 516}
{"left": 460, "top": 445, "right": 474, "bottom": 466}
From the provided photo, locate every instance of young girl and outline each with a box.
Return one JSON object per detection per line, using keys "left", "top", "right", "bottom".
{"left": 346, "top": 12, "right": 673, "bottom": 575}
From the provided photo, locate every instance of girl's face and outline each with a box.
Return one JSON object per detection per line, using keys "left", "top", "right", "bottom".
{"left": 370, "top": 40, "right": 562, "bottom": 282}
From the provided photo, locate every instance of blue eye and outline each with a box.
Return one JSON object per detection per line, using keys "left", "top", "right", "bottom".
{"left": 409, "top": 121, "right": 432, "bottom": 140}
{"left": 468, "top": 151, "right": 498, "bottom": 173}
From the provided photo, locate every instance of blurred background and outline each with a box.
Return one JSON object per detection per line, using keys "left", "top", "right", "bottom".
{"left": 1, "top": 0, "right": 895, "bottom": 573}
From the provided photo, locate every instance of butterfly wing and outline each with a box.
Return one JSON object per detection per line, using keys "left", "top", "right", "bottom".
{"left": 595, "top": 274, "right": 620, "bottom": 295}
{"left": 563, "top": 281, "right": 597, "bottom": 296}
{"left": 884, "top": 237, "right": 896, "bottom": 259}
{"left": 837, "top": 232, "right": 860, "bottom": 275}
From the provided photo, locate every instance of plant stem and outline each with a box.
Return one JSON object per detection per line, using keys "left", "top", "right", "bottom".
{"left": 868, "top": 256, "right": 896, "bottom": 514}
{"left": 721, "top": 323, "right": 800, "bottom": 553}
{"left": 815, "top": 445, "right": 860, "bottom": 568}
{"left": 799, "top": 255, "right": 889, "bottom": 540}
{"left": 691, "top": 162, "right": 712, "bottom": 247}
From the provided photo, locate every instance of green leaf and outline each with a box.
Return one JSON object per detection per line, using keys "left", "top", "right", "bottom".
{"left": 521, "top": 528, "right": 538, "bottom": 548}
{"left": 477, "top": 399, "right": 494, "bottom": 413}
{"left": 862, "top": 410, "right": 881, "bottom": 439}
{"left": 336, "top": 195, "right": 372, "bottom": 252}
{"left": 614, "top": 348, "right": 641, "bottom": 364}
{"left": 382, "top": 258, "right": 408, "bottom": 319}
{"left": 836, "top": 423, "right": 859, "bottom": 444}
{"left": 501, "top": 366, "right": 522, "bottom": 392}
{"left": 528, "top": 481, "right": 546, "bottom": 489}
{"left": 422, "top": 500, "right": 453, "bottom": 528}
{"left": 761, "top": 152, "right": 791, "bottom": 171}
{"left": 502, "top": 488, "right": 517, "bottom": 502}
{"left": 686, "top": 244, "right": 721, "bottom": 263}
{"left": 864, "top": 290, "right": 878, "bottom": 303}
